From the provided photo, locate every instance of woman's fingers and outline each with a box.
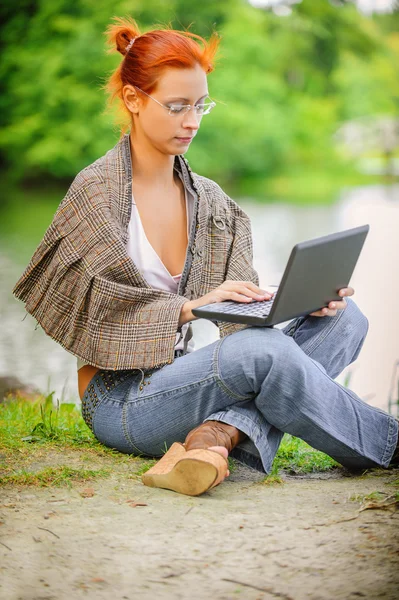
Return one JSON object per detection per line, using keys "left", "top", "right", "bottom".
{"left": 339, "top": 286, "right": 354, "bottom": 298}
{"left": 309, "top": 307, "right": 338, "bottom": 317}
{"left": 223, "top": 283, "right": 272, "bottom": 302}
{"left": 230, "top": 292, "right": 254, "bottom": 302}
{"left": 310, "top": 298, "right": 347, "bottom": 317}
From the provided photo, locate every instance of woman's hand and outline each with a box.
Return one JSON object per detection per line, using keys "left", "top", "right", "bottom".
{"left": 309, "top": 286, "right": 354, "bottom": 318}
{"left": 179, "top": 280, "right": 273, "bottom": 327}
{"left": 194, "top": 280, "right": 273, "bottom": 306}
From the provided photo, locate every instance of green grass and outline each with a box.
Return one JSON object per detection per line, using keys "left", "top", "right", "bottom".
{"left": 262, "top": 434, "right": 340, "bottom": 484}
{"left": 350, "top": 491, "right": 387, "bottom": 503}
{"left": 261, "top": 462, "right": 284, "bottom": 485}
{"left": 350, "top": 477, "right": 399, "bottom": 504}
{"left": 0, "top": 394, "right": 142, "bottom": 487}
{"left": 0, "top": 392, "right": 96, "bottom": 450}
{"left": 1, "top": 395, "right": 340, "bottom": 488}
{"left": 134, "top": 460, "right": 158, "bottom": 477}
{"left": 350, "top": 488, "right": 399, "bottom": 511}
{"left": 274, "top": 433, "right": 339, "bottom": 473}
{"left": 0, "top": 466, "right": 111, "bottom": 487}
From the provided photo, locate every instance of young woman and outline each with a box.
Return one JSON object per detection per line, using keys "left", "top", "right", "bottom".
{"left": 13, "top": 17, "right": 398, "bottom": 496}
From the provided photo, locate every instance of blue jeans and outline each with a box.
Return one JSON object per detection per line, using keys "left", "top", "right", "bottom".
{"left": 81, "top": 299, "right": 398, "bottom": 473}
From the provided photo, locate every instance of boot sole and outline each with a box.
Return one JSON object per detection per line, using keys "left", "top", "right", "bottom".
{"left": 142, "top": 457, "right": 219, "bottom": 496}
{"left": 141, "top": 442, "right": 228, "bottom": 496}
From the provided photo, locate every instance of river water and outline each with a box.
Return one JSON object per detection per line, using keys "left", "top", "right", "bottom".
{"left": 1, "top": 184, "right": 398, "bottom": 414}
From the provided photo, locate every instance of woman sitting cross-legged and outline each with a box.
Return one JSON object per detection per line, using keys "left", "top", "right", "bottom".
{"left": 13, "top": 17, "right": 399, "bottom": 496}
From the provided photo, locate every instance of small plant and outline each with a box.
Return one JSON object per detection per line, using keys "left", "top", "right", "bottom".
{"left": 228, "top": 456, "right": 237, "bottom": 474}
{"left": 350, "top": 490, "right": 399, "bottom": 512}
{"left": 350, "top": 491, "right": 387, "bottom": 503}
{"left": 0, "top": 394, "right": 95, "bottom": 449}
{"left": 343, "top": 368, "right": 353, "bottom": 389}
{"left": 262, "top": 462, "right": 284, "bottom": 485}
{"left": 21, "top": 392, "right": 85, "bottom": 443}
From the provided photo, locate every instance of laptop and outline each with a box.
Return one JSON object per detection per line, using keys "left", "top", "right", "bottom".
{"left": 191, "top": 224, "right": 369, "bottom": 327}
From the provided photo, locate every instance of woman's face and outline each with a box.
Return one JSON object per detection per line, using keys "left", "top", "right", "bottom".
{"left": 124, "top": 63, "right": 209, "bottom": 155}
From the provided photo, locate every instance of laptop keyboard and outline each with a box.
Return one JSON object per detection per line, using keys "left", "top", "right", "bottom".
{"left": 205, "top": 296, "right": 276, "bottom": 317}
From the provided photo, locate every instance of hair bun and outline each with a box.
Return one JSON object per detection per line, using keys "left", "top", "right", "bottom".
{"left": 105, "top": 17, "right": 141, "bottom": 56}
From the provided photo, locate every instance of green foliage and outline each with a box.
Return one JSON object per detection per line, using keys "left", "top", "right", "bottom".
{"left": 1, "top": 1, "right": 398, "bottom": 199}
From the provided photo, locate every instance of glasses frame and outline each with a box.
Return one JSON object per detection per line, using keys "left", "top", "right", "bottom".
{"left": 134, "top": 86, "right": 216, "bottom": 116}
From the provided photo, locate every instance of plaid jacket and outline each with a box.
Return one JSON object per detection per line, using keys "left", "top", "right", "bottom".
{"left": 13, "top": 134, "right": 259, "bottom": 370}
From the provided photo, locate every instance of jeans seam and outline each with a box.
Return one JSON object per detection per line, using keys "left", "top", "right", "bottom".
{"left": 88, "top": 401, "right": 103, "bottom": 436}
{"left": 382, "top": 415, "right": 398, "bottom": 466}
{"left": 121, "top": 401, "right": 148, "bottom": 456}
{"left": 213, "top": 336, "right": 255, "bottom": 401}
{"left": 310, "top": 357, "right": 396, "bottom": 465}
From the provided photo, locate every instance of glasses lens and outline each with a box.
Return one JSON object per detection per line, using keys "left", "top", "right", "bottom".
{"left": 168, "top": 105, "right": 187, "bottom": 115}
{"left": 167, "top": 102, "right": 216, "bottom": 116}
{"left": 198, "top": 102, "right": 216, "bottom": 115}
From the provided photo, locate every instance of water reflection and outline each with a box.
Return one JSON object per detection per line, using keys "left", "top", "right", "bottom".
{"left": 1, "top": 185, "right": 398, "bottom": 412}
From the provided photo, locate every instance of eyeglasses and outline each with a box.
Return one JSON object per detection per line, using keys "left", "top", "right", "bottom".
{"left": 135, "top": 86, "right": 216, "bottom": 116}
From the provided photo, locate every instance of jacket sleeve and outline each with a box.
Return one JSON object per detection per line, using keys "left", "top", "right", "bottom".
{"left": 12, "top": 180, "right": 189, "bottom": 371}
{"left": 217, "top": 204, "right": 260, "bottom": 339}
{"left": 82, "top": 271, "right": 188, "bottom": 369}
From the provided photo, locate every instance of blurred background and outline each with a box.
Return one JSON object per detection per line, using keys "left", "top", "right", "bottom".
{"left": 0, "top": 0, "right": 398, "bottom": 414}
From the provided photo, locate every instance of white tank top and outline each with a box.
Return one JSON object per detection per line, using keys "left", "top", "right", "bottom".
{"left": 126, "top": 184, "right": 195, "bottom": 355}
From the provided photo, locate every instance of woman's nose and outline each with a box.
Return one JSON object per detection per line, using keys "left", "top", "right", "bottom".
{"left": 182, "top": 108, "right": 201, "bottom": 129}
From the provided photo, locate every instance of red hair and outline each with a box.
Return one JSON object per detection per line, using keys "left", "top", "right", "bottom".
{"left": 103, "top": 17, "right": 220, "bottom": 134}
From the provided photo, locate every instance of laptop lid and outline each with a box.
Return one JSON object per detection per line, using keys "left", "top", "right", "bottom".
{"left": 191, "top": 224, "right": 369, "bottom": 327}
{"left": 266, "top": 224, "right": 369, "bottom": 326}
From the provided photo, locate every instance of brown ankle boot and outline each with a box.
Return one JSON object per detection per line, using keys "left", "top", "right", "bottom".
{"left": 184, "top": 420, "right": 247, "bottom": 453}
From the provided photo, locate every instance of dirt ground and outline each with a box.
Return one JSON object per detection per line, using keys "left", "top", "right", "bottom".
{"left": 0, "top": 453, "right": 398, "bottom": 600}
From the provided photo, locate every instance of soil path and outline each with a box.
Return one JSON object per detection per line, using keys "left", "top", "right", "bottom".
{"left": 1, "top": 457, "right": 398, "bottom": 600}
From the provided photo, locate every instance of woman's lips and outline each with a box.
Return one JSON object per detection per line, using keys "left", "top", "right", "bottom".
{"left": 175, "top": 137, "right": 193, "bottom": 143}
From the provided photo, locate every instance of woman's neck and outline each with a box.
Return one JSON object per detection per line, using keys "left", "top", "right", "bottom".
{"left": 129, "top": 132, "right": 176, "bottom": 189}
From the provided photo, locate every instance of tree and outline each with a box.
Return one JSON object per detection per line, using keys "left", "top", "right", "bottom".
{"left": 0, "top": 0, "right": 398, "bottom": 199}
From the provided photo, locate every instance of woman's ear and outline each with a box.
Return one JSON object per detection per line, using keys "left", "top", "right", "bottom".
{"left": 123, "top": 85, "right": 140, "bottom": 115}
